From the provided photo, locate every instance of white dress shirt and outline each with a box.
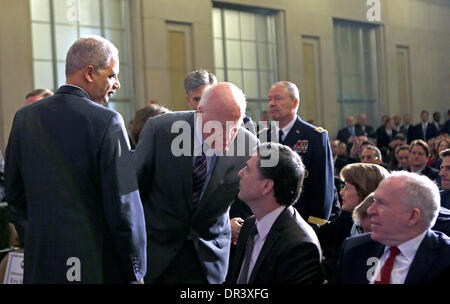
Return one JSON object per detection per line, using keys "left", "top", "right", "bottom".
{"left": 275, "top": 116, "right": 296, "bottom": 142}
{"left": 238, "top": 206, "right": 286, "bottom": 283}
{"left": 370, "top": 230, "right": 427, "bottom": 284}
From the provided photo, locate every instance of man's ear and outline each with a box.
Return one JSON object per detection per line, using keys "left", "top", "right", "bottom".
{"left": 83, "top": 65, "right": 96, "bottom": 83}
{"left": 262, "top": 178, "right": 274, "bottom": 196}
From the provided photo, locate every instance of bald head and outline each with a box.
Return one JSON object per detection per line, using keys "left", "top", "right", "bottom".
{"left": 198, "top": 82, "right": 246, "bottom": 151}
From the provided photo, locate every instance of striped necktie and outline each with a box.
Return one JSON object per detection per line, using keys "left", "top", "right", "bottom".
{"left": 192, "top": 148, "right": 207, "bottom": 210}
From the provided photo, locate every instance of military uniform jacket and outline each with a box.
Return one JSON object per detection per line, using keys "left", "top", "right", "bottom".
{"left": 259, "top": 116, "right": 335, "bottom": 224}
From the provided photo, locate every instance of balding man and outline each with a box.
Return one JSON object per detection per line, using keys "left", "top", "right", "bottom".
{"left": 355, "top": 113, "right": 375, "bottom": 138}
{"left": 134, "top": 82, "right": 258, "bottom": 284}
{"left": 5, "top": 36, "right": 147, "bottom": 283}
{"left": 332, "top": 171, "right": 450, "bottom": 284}
{"left": 259, "top": 81, "right": 334, "bottom": 226}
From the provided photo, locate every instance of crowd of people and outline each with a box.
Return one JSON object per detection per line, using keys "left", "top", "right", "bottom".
{"left": 0, "top": 35, "right": 449, "bottom": 284}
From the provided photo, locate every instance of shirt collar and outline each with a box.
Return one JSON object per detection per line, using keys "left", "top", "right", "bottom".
{"left": 277, "top": 116, "right": 297, "bottom": 137}
{"left": 384, "top": 230, "right": 427, "bottom": 263}
{"left": 255, "top": 206, "right": 285, "bottom": 241}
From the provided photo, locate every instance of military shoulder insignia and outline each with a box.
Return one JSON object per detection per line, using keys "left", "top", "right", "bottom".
{"left": 257, "top": 127, "right": 268, "bottom": 136}
{"left": 294, "top": 140, "right": 309, "bottom": 153}
{"left": 314, "top": 127, "right": 327, "bottom": 133}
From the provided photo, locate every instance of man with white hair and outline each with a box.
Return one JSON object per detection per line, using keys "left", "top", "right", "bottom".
{"left": 332, "top": 171, "right": 450, "bottom": 284}
{"left": 134, "top": 82, "right": 258, "bottom": 284}
{"left": 260, "top": 81, "right": 334, "bottom": 226}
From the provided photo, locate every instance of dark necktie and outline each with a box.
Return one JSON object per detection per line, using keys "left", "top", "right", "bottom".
{"left": 375, "top": 246, "right": 400, "bottom": 284}
{"left": 192, "top": 148, "right": 207, "bottom": 210}
{"left": 237, "top": 223, "right": 258, "bottom": 284}
{"left": 278, "top": 130, "right": 284, "bottom": 143}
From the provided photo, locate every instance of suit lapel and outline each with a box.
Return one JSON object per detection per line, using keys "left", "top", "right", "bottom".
{"left": 182, "top": 113, "right": 195, "bottom": 214}
{"left": 248, "top": 206, "right": 290, "bottom": 283}
{"left": 231, "top": 216, "right": 257, "bottom": 283}
{"left": 404, "top": 231, "right": 435, "bottom": 284}
{"left": 282, "top": 117, "right": 302, "bottom": 148}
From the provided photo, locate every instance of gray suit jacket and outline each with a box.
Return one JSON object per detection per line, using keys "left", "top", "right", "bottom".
{"left": 133, "top": 111, "right": 258, "bottom": 283}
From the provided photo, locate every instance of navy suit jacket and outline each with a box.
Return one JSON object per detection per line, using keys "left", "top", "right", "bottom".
{"left": 133, "top": 111, "right": 258, "bottom": 284}
{"left": 441, "top": 190, "right": 450, "bottom": 209}
{"left": 407, "top": 122, "right": 439, "bottom": 143}
{"left": 5, "top": 85, "right": 147, "bottom": 283}
{"left": 355, "top": 124, "right": 375, "bottom": 138}
{"left": 336, "top": 127, "right": 354, "bottom": 144}
{"left": 259, "top": 117, "right": 334, "bottom": 223}
{"left": 331, "top": 231, "right": 450, "bottom": 284}
{"left": 227, "top": 206, "right": 324, "bottom": 284}
{"left": 376, "top": 127, "right": 397, "bottom": 150}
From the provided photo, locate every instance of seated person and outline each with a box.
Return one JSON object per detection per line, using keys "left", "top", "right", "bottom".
{"left": 409, "top": 140, "right": 440, "bottom": 185}
{"left": 317, "top": 163, "right": 389, "bottom": 280}
{"left": 227, "top": 143, "right": 324, "bottom": 284}
{"left": 332, "top": 171, "right": 450, "bottom": 284}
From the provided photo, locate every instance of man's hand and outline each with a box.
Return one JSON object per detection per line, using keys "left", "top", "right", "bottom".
{"left": 230, "top": 217, "right": 244, "bottom": 245}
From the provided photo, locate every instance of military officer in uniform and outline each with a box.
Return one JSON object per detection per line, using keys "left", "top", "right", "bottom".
{"left": 258, "top": 81, "right": 334, "bottom": 226}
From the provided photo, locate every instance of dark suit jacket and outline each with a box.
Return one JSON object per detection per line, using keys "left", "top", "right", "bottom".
{"left": 355, "top": 124, "right": 375, "bottom": 138}
{"left": 133, "top": 111, "right": 258, "bottom": 284}
{"left": 336, "top": 127, "right": 355, "bottom": 144}
{"left": 441, "top": 119, "right": 450, "bottom": 135}
{"left": 5, "top": 85, "right": 147, "bottom": 283}
{"left": 433, "top": 207, "right": 450, "bottom": 236}
{"left": 227, "top": 206, "right": 324, "bottom": 284}
{"left": 316, "top": 211, "right": 354, "bottom": 280}
{"left": 259, "top": 117, "right": 335, "bottom": 223}
{"left": 407, "top": 122, "right": 439, "bottom": 143}
{"left": 331, "top": 231, "right": 450, "bottom": 284}
{"left": 441, "top": 190, "right": 450, "bottom": 209}
{"left": 376, "top": 126, "right": 397, "bottom": 150}
{"left": 409, "top": 167, "right": 441, "bottom": 185}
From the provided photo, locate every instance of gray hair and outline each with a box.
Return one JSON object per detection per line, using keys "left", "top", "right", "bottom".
{"left": 274, "top": 81, "right": 300, "bottom": 101}
{"left": 65, "top": 35, "right": 118, "bottom": 77}
{"left": 199, "top": 82, "right": 246, "bottom": 121}
{"left": 184, "top": 70, "right": 217, "bottom": 94}
{"left": 390, "top": 171, "right": 440, "bottom": 229}
{"left": 352, "top": 192, "right": 375, "bottom": 225}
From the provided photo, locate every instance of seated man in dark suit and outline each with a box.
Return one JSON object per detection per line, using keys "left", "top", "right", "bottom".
{"left": 440, "top": 148, "right": 450, "bottom": 209}
{"left": 227, "top": 143, "right": 324, "bottom": 284}
{"left": 332, "top": 171, "right": 450, "bottom": 284}
{"left": 408, "top": 140, "right": 440, "bottom": 184}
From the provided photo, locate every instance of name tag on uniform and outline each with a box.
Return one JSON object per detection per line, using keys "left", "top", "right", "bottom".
{"left": 3, "top": 252, "right": 24, "bottom": 284}
{"left": 294, "top": 140, "right": 309, "bottom": 153}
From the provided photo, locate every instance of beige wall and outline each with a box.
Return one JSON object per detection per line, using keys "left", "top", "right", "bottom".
{"left": 0, "top": 0, "right": 448, "bottom": 149}
{"left": 131, "top": 0, "right": 449, "bottom": 139}
{"left": 0, "top": 0, "right": 34, "bottom": 151}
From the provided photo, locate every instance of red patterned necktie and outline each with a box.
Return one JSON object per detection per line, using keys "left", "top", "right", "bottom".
{"left": 375, "top": 246, "right": 400, "bottom": 284}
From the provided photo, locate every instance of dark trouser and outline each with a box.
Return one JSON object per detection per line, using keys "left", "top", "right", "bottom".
{"left": 154, "top": 240, "right": 208, "bottom": 284}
